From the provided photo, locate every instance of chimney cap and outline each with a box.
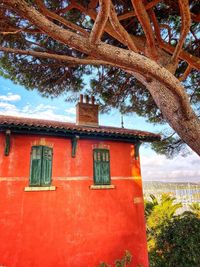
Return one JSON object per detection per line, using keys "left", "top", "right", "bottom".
{"left": 79, "top": 94, "right": 83, "bottom": 103}
{"left": 91, "top": 96, "right": 95, "bottom": 104}
{"left": 78, "top": 94, "right": 97, "bottom": 105}
{"left": 85, "top": 95, "right": 89, "bottom": 104}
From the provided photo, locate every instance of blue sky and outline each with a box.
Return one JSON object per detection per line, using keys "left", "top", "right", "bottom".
{"left": 0, "top": 76, "right": 200, "bottom": 183}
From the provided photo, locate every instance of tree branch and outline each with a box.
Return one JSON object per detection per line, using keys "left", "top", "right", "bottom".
{"left": 160, "top": 24, "right": 172, "bottom": 43}
{"left": 0, "top": 29, "right": 23, "bottom": 35}
{"left": 179, "top": 64, "right": 192, "bottom": 81}
{"left": 63, "top": 1, "right": 126, "bottom": 45}
{"left": 88, "top": 0, "right": 99, "bottom": 10}
{"left": 131, "top": 0, "right": 158, "bottom": 59}
{"left": 0, "top": 46, "right": 110, "bottom": 66}
{"left": 35, "top": 0, "right": 89, "bottom": 37}
{"left": 69, "top": 2, "right": 200, "bottom": 71}
{"left": 118, "top": 1, "right": 199, "bottom": 24}
{"left": 55, "top": 1, "right": 75, "bottom": 14}
{"left": 191, "top": 13, "right": 200, "bottom": 23}
{"left": 0, "top": 27, "right": 42, "bottom": 35}
{"left": 171, "top": 0, "right": 191, "bottom": 63}
{"left": 89, "top": 0, "right": 110, "bottom": 44}
{"left": 109, "top": 3, "right": 138, "bottom": 52}
{"left": 160, "top": 41, "right": 200, "bottom": 71}
{"left": 123, "top": 67, "right": 192, "bottom": 119}
{"left": 190, "top": 28, "right": 198, "bottom": 42}
{"left": 148, "top": 8, "right": 162, "bottom": 43}
{"left": 118, "top": 0, "right": 161, "bottom": 21}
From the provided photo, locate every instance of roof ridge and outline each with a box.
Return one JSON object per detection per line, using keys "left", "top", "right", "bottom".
{"left": 0, "top": 114, "right": 75, "bottom": 125}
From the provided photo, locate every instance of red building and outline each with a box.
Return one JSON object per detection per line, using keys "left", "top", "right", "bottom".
{"left": 0, "top": 96, "right": 160, "bottom": 267}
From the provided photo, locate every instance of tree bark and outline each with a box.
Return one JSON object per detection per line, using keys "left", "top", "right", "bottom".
{"left": 132, "top": 72, "right": 200, "bottom": 155}
{"left": 148, "top": 81, "right": 200, "bottom": 155}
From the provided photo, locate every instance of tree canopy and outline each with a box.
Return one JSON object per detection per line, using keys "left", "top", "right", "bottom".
{"left": 0, "top": 0, "right": 200, "bottom": 155}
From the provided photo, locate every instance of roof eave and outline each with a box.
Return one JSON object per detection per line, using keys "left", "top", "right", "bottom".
{"left": 0, "top": 124, "right": 161, "bottom": 143}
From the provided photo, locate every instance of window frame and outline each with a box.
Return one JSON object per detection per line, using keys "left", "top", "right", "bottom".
{"left": 29, "top": 145, "right": 53, "bottom": 187}
{"left": 93, "top": 148, "right": 111, "bottom": 185}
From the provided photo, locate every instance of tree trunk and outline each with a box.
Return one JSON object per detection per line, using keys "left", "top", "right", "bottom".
{"left": 136, "top": 74, "right": 200, "bottom": 155}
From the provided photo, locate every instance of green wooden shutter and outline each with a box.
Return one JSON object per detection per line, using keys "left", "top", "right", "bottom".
{"left": 94, "top": 150, "right": 101, "bottom": 185}
{"left": 41, "top": 146, "right": 53, "bottom": 186}
{"left": 101, "top": 150, "right": 110, "bottom": 185}
{"left": 30, "top": 146, "right": 42, "bottom": 186}
{"left": 93, "top": 149, "right": 110, "bottom": 185}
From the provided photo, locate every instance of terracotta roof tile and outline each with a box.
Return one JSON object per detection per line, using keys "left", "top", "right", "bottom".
{"left": 0, "top": 115, "right": 161, "bottom": 141}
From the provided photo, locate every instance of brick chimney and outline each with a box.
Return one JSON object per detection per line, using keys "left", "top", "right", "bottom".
{"left": 76, "top": 94, "right": 99, "bottom": 126}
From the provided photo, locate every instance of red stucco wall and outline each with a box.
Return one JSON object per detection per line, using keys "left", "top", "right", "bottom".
{"left": 0, "top": 132, "right": 148, "bottom": 267}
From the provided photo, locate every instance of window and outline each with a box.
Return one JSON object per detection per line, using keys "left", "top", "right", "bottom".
{"left": 29, "top": 146, "right": 53, "bottom": 187}
{"left": 93, "top": 149, "right": 110, "bottom": 185}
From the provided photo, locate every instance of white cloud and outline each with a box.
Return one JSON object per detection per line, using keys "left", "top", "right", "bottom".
{"left": 141, "top": 152, "right": 200, "bottom": 183}
{"left": 21, "top": 103, "right": 57, "bottom": 114}
{"left": 65, "top": 107, "right": 76, "bottom": 115}
{"left": 0, "top": 101, "right": 75, "bottom": 122}
{"left": 0, "top": 90, "right": 76, "bottom": 122}
{"left": 0, "top": 102, "right": 19, "bottom": 113}
{"left": 0, "top": 93, "right": 21, "bottom": 102}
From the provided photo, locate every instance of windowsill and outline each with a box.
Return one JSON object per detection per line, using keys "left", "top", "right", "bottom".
{"left": 90, "top": 185, "right": 115, "bottom": 190}
{"left": 24, "top": 186, "right": 56, "bottom": 192}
